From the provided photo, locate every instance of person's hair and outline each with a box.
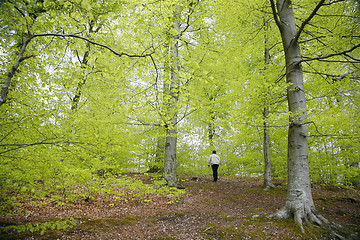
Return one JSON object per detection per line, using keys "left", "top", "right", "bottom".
{"left": 212, "top": 150, "right": 216, "bottom": 154}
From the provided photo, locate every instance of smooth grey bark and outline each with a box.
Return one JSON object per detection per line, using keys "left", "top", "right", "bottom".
{"left": 164, "top": 128, "right": 178, "bottom": 187}
{"left": 163, "top": 4, "right": 182, "bottom": 187}
{"left": 263, "top": 106, "right": 275, "bottom": 190}
{"left": 269, "top": 0, "right": 330, "bottom": 231}
{"left": 263, "top": 15, "right": 275, "bottom": 190}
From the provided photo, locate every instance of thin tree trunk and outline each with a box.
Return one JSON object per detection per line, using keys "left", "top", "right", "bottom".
{"left": 1, "top": 35, "right": 34, "bottom": 106}
{"left": 71, "top": 20, "right": 98, "bottom": 110}
{"left": 263, "top": 106, "right": 275, "bottom": 190}
{"left": 208, "top": 110, "right": 215, "bottom": 149}
{"left": 71, "top": 49, "right": 90, "bottom": 110}
{"left": 208, "top": 122, "right": 214, "bottom": 148}
{"left": 269, "top": 0, "right": 331, "bottom": 231}
{"left": 263, "top": 15, "right": 275, "bottom": 190}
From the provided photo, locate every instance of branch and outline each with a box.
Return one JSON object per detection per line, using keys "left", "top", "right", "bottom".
{"left": 20, "top": 54, "right": 37, "bottom": 62}
{"left": 125, "top": 116, "right": 162, "bottom": 127}
{"left": 0, "top": 140, "right": 94, "bottom": 155}
{"left": 176, "top": 108, "right": 197, "bottom": 126}
{"left": 14, "top": 5, "right": 32, "bottom": 35}
{"left": 301, "top": 43, "right": 360, "bottom": 63}
{"left": 298, "top": 36, "right": 326, "bottom": 44}
{"left": 323, "top": 0, "right": 346, "bottom": 6}
{"left": 180, "top": 0, "right": 198, "bottom": 35}
{"left": 149, "top": 54, "right": 159, "bottom": 83}
{"left": 33, "top": 33, "right": 153, "bottom": 58}
{"left": 269, "top": 0, "right": 281, "bottom": 28}
{"left": 1, "top": 31, "right": 156, "bottom": 106}
{"left": 303, "top": 69, "right": 355, "bottom": 83}
{"left": 0, "top": 35, "right": 34, "bottom": 106}
{"left": 0, "top": 128, "right": 17, "bottom": 143}
{"left": 344, "top": 53, "right": 360, "bottom": 62}
{"left": 293, "top": 0, "right": 325, "bottom": 43}
{"left": 306, "top": 121, "right": 324, "bottom": 136}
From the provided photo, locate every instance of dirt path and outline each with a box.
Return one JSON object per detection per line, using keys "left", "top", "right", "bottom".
{"left": 1, "top": 175, "right": 359, "bottom": 239}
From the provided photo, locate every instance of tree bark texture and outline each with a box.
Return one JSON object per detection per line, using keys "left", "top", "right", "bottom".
{"left": 269, "top": 0, "right": 330, "bottom": 231}
{"left": 164, "top": 131, "right": 178, "bottom": 187}
{"left": 263, "top": 15, "right": 275, "bottom": 190}
{"left": 263, "top": 107, "right": 275, "bottom": 190}
{"left": 163, "top": 4, "right": 182, "bottom": 187}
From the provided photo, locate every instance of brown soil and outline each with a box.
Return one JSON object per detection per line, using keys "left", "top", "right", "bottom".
{"left": 1, "top": 174, "right": 359, "bottom": 239}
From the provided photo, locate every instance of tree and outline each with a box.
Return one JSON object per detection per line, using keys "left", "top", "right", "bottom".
{"left": 269, "top": 0, "right": 360, "bottom": 231}
{"left": 163, "top": 2, "right": 182, "bottom": 187}
{"left": 262, "top": 12, "right": 276, "bottom": 190}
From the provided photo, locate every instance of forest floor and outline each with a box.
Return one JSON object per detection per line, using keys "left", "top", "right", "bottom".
{"left": 0, "top": 174, "right": 359, "bottom": 239}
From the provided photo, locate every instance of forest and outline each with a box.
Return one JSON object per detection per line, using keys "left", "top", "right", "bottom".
{"left": 0, "top": 0, "right": 359, "bottom": 238}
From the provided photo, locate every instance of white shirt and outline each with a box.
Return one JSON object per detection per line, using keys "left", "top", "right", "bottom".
{"left": 208, "top": 153, "right": 220, "bottom": 165}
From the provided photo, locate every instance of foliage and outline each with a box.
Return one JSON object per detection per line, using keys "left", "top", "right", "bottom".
{"left": 0, "top": 217, "right": 76, "bottom": 236}
{"left": 0, "top": 0, "right": 359, "bottom": 219}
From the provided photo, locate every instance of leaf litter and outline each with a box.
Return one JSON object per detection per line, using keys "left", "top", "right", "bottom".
{"left": 0, "top": 174, "right": 359, "bottom": 239}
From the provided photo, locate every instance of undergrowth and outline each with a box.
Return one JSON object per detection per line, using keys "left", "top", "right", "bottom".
{"left": 0, "top": 173, "right": 185, "bottom": 217}
{"left": 0, "top": 217, "right": 76, "bottom": 236}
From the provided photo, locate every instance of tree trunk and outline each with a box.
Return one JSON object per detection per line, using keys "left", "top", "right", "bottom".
{"left": 263, "top": 15, "right": 275, "bottom": 190}
{"left": 71, "top": 49, "right": 89, "bottom": 110}
{"left": 208, "top": 122, "right": 214, "bottom": 148}
{"left": 1, "top": 35, "right": 34, "bottom": 107}
{"left": 164, "top": 127, "right": 178, "bottom": 187}
{"left": 263, "top": 106, "right": 275, "bottom": 190}
{"left": 148, "top": 128, "right": 165, "bottom": 173}
{"left": 208, "top": 109, "right": 215, "bottom": 149}
{"left": 269, "top": 0, "right": 330, "bottom": 231}
{"left": 163, "top": 4, "right": 182, "bottom": 187}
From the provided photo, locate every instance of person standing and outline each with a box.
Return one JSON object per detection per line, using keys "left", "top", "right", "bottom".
{"left": 207, "top": 150, "right": 220, "bottom": 182}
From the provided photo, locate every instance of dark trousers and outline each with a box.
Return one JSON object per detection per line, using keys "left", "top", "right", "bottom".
{"left": 211, "top": 164, "right": 219, "bottom": 182}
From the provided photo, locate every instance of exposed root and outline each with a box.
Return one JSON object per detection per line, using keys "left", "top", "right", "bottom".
{"left": 267, "top": 202, "right": 360, "bottom": 239}
{"left": 263, "top": 182, "right": 276, "bottom": 191}
{"left": 269, "top": 201, "right": 338, "bottom": 230}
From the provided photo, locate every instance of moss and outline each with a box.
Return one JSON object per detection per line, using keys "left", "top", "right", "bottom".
{"left": 220, "top": 213, "right": 235, "bottom": 222}
{"left": 202, "top": 223, "right": 244, "bottom": 239}
{"left": 78, "top": 216, "right": 138, "bottom": 233}
{"left": 202, "top": 223, "right": 218, "bottom": 235}
{"left": 0, "top": 217, "right": 77, "bottom": 240}
{"left": 244, "top": 214, "right": 333, "bottom": 240}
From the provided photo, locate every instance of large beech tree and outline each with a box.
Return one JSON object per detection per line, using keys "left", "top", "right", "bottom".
{"left": 163, "top": 3, "right": 182, "bottom": 187}
{"left": 269, "top": 0, "right": 319, "bottom": 229}
{"left": 269, "top": 0, "right": 359, "bottom": 230}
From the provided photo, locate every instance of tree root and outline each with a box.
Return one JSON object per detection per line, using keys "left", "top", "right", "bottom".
{"left": 263, "top": 182, "right": 276, "bottom": 191}
{"left": 268, "top": 204, "right": 359, "bottom": 239}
